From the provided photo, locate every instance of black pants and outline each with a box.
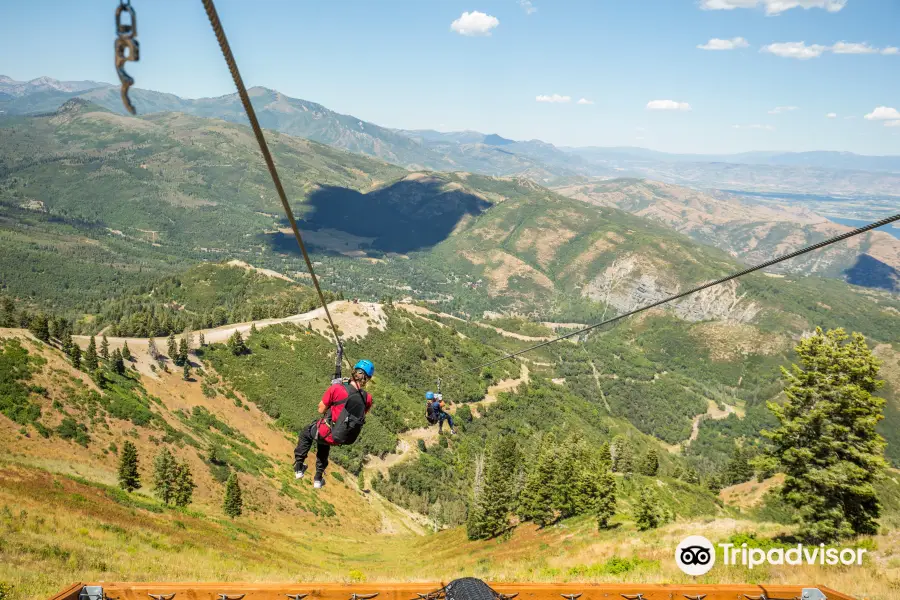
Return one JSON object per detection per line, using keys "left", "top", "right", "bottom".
{"left": 294, "top": 420, "right": 331, "bottom": 477}
{"left": 438, "top": 412, "right": 455, "bottom": 431}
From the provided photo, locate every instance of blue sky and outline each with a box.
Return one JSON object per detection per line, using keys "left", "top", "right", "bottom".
{"left": 1, "top": 0, "right": 899, "bottom": 154}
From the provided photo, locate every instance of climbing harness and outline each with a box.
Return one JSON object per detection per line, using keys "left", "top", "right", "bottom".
{"left": 199, "top": 0, "right": 351, "bottom": 377}
{"left": 114, "top": 0, "right": 139, "bottom": 114}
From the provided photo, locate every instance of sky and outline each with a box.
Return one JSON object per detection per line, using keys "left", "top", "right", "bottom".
{"left": 1, "top": 0, "right": 899, "bottom": 154}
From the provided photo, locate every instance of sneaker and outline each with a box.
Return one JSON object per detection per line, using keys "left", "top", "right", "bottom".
{"left": 451, "top": 429, "right": 458, "bottom": 435}
{"left": 313, "top": 477, "right": 326, "bottom": 489}
{"left": 294, "top": 464, "right": 307, "bottom": 479}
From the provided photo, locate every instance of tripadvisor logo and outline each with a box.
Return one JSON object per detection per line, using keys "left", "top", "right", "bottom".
{"left": 675, "top": 536, "right": 868, "bottom": 574}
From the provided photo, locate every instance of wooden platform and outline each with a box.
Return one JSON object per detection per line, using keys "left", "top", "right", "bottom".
{"left": 50, "top": 582, "right": 857, "bottom": 600}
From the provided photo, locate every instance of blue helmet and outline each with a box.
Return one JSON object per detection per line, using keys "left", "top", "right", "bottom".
{"left": 354, "top": 359, "right": 375, "bottom": 378}
{"left": 425, "top": 391, "right": 434, "bottom": 400}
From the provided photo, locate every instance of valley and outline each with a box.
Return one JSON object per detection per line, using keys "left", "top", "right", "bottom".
{"left": 1, "top": 76, "right": 900, "bottom": 600}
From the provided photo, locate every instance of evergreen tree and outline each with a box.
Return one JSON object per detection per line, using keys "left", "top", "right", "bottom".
{"left": 100, "top": 334, "right": 110, "bottom": 360}
{"left": 595, "top": 468, "right": 617, "bottom": 529}
{"left": 182, "top": 361, "right": 191, "bottom": 381}
{"left": 518, "top": 433, "right": 560, "bottom": 527}
{"left": 61, "top": 329, "right": 73, "bottom": 355}
{"left": 122, "top": 340, "right": 132, "bottom": 361}
{"left": 69, "top": 344, "right": 82, "bottom": 370}
{"left": 112, "top": 348, "right": 126, "bottom": 375}
{"left": 198, "top": 332, "right": 205, "bottom": 347}
{"left": 228, "top": 331, "right": 248, "bottom": 356}
{"left": 764, "top": 328, "right": 887, "bottom": 543}
{"left": 84, "top": 336, "right": 99, "bottom": 371}
{"left": 117, "top": 440, "right": 141, "bottom": 492}
{"left": 611, "top": 435, "right": 635, "bottom": 475}
{"left": 148, "top": 337, "right": 158, "bottom": 359}
{"left": 634, "top": 486, "right": 663, "bottom": 531}
{"left": 466, "top": 437, "right": 519, "bottom": 540}
{"left": 0, "top": 296, "right": 14, "bottom": 327}
{"left": 250, "top": 322, "right": 257, "bottom": 334}
{"left": 172, "top": 461, "right": 196, "bottom": 507}
{"left": 639, "top": 449, "right": 659, "bottom": 477}
{"left": 152, "top": 447, "right": 176, "bottom": 505}
{"left": 29, "top": 313, "right": 50, "bottom": 342}
{"left": 723, "top": 444, "right": 754, "bottom": 486}
{"left": 167, "top": 333, "right": 177, "bottom": 359}
{"left": 224, "top": 472, "right": 243, "bottom": 518}
{"left": 178, "top": 336, "right": 189, "bottom": 367}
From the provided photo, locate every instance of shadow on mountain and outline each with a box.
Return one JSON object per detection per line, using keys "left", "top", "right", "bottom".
{"left": 844, "top": 253, "right": 899, "bottom": 292}
{"left": 268, "top": 177, "right": 491, "bottom": 254}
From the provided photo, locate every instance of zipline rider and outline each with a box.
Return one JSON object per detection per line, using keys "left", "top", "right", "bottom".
{"left": 294, "top": 359, "right": 375, "bottom": 489}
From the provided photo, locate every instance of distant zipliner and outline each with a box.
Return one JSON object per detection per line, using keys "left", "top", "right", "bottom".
{"left": 425, "top": 391, "right": 457, "bottom": 435}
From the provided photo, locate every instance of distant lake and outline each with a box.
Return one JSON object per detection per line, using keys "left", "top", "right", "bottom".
{"left": 828, "top": 216, "right": 900, "bottom": 239}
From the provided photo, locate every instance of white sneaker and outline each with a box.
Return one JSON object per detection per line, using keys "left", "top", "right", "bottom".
{"left": 314, "top": 477, "right": 325, "bottom": 489}
{"left": 294, "top": 464, "right": 307, "bottom": 479}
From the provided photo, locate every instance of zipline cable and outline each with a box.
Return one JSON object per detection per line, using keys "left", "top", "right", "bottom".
{"left": 464, "top": 212, "right": 900, "bottom": 373}
{"left": 200, "top": 0, "right": 352, "bottom": 372}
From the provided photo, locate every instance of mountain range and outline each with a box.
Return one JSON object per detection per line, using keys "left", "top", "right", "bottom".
{"left": 3, "top": 76, "right": 900, "bottom": 195}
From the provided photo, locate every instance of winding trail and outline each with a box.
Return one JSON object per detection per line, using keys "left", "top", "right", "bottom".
{"left": 363, "top": 363, "right": 531, "bottom": 480}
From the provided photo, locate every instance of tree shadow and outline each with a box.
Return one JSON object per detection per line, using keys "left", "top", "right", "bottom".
{"left": 843, "top": 254, "right": 899, "bottom": 292}
{"left": 263, "top": 177, "right": 491, "bottom": 255}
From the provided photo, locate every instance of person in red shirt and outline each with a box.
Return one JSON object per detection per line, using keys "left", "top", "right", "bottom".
{"left": 293, "top": 359, "right": 374, "bottom": 489}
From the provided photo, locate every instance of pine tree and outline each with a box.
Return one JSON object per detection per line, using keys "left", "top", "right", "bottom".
{"left": 182, "top": 361, "right": 191, "bottom": 381}
{"left": 29, "top": 313, "right": 50, "bottom": 342}
{"left": 639, "top": 449, "right": 659, "bottom": 477}
{"left": 69, "top": 344, "right": 82, "bottom": 370}
{"left": 224, "top": 472, "right": 243, "bottom": 518}
{"left": 172, "top": 461, "right": 196, "bottom": 507}
{"left": 100, "top": 334, "right": 110, "bottom": 360}
{"left": 764, "top": 327, "right": 887, "bottom": 543}
{"left": 0, "top": 296, "right": 14, "bottom": 327}
{"left": 723, "top": 444, "right": 754, "bottom": 486}
{"left": 634, "top": 486, "right": 663, "bottom": 531}
{"left": 518, "top": 433, "right": 560, "bottom": 527}
{"left": 167, "top": 333, "right": 177, "bottom": 360}
{"left": 228, "top": 331, "right": 247, "bottom": 356}
{"left": 112, "top": 348, "right": 126, "bottom": 375}
{"left": 466, "top": 437, "right": 519, "bottom": 540}
{"left": 198, "top": 332, "right": 205, "bottom": 347}
{"left": 84, "top": 336, "right": 99, "bottom": 371}
{"left": 148, "top": 337, "right": 159, "bottom": 360}
{"left": 61, "top": 329, "right": 73, "bottom": 355}
{"left": 152, "top": 447, "right": 176, "bottom": 505}
{"left": 611, "top": 435, "right": 635, "bottom": 475}
{"left": 117, "top": 440, "right": 141, "bottom": 492}
{"left": 595, "top": 469, "right": 617, "bottom": 529}
{"left": 122, "top": 340, "right": 132, "bottom": 361}
{"left": 178, "top": 336, "right": 188, "bottom": 366}
{"left": 250, "top": 322, "right": 257, "bottom": 334}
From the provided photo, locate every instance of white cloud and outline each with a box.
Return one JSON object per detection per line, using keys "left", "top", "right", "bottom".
{"left": 646, "top": 100, "right": 692, "bottom": 111}
{"left": 732, "top": 124, "right": 776, "bottom": 130}
{"left": 885, "top": 120, "right": 900, "bottom": 127}
{"left": 761, "top": 42, "right": 828, "bottom": 59}
{"left": 700, "top": 0, "right": 846, "bottom": 15}
{"left": 832, "top": 41, "right": 878, "bottom": 54}
{"left": 865, "top": 106, "right": 900, "bottom": 121}
{"left": 536, "top": 94, "right": 571, "bottom": 103}
{"left": 577, "top": 98, "right": 594, "bottom": 105}
{"left": 768, "top": 106, "right": 799, "bottom": 114}
{"left": 450, "top": 11, "right": 499, "bottom": 36}
{"left": 826, "top": 112, "right": 838, "bottom": 118}
{"left": 883, "top": 47, "right": 900, "bottom": 55}
{"left": 518, "top": 0, "right": 537, "bottom": 15}
{"left": 698, "top": 37, "right": 750, "bottom": 50}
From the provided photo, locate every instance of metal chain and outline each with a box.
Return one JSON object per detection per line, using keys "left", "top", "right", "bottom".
{"left": 199, "top": 0, "right": 352, "bottom": 373}
{"left": 114, "top": 0, "right": 139, "bottom": 114}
